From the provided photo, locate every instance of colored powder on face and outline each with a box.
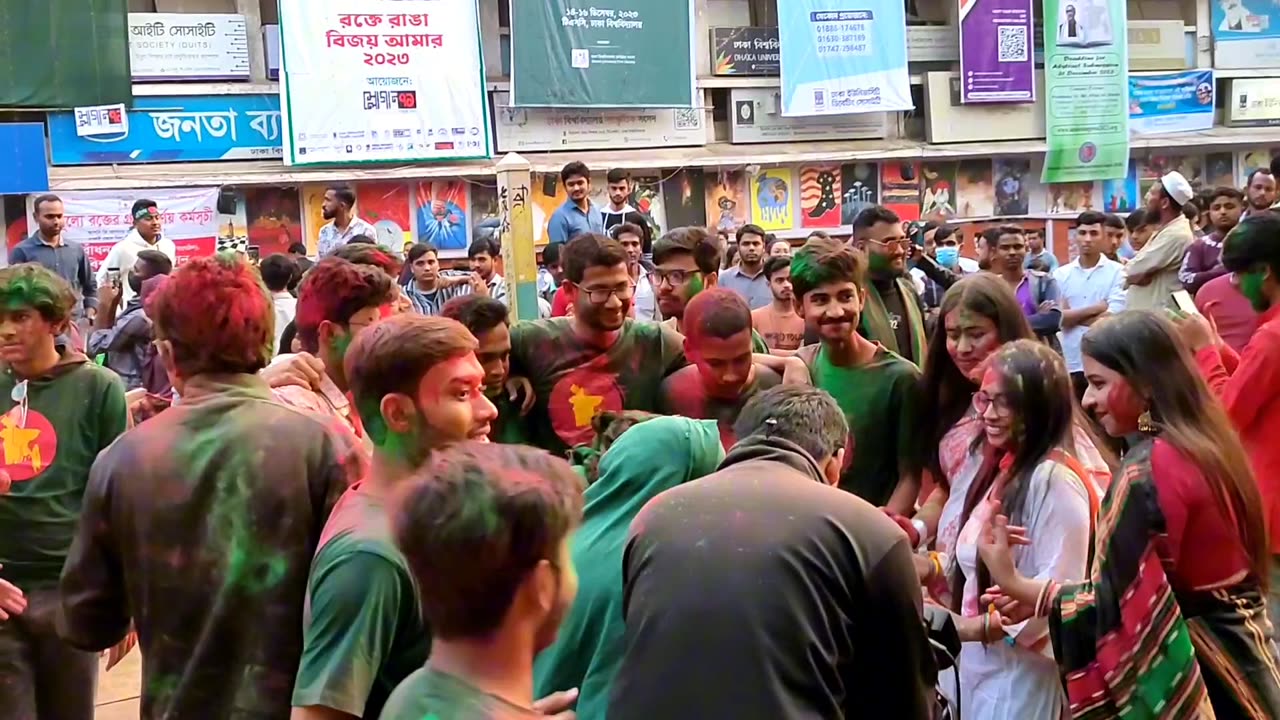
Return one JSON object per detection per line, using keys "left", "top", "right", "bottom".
{"left": 0, "top": 267, "right": 72, "bottom": 321}
{"left": 867, "top": 251, "right": 892, "bottom": 274}
{"left": 1238, "top": 270, "right": 1270, "bottom": 312}
{"left": 685, "top": 273, "right": 704, "bottom": 300}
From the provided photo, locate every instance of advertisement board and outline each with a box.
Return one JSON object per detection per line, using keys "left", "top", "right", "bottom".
{"left": 128, "top": 13, "right": 250, "bottom": 81}
{"left": 1129, "top": 70, "right": 1215, "bottom": 135}
{"left": 1211, "top": 2, "right": 1280, "bottom": 69}
{"left": 492, "top": 92, "right": 705, "bottom": 152}
{"left": 958, "top": 0, "right": 1036, "bottom": 103}
{"left": 1226, "top": 78, "right": 1280, "bottom": 127}
{"left": 729, "top": 88, "right": 886, "bottom": 143}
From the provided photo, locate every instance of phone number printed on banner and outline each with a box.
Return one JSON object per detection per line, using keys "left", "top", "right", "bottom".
{"left": 812, "top": 12, "right": 873, "bottom": 57}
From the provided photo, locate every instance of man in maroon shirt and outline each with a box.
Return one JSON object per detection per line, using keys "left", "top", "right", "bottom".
{"left": 1179, "top": 187, "right": 1242, "bottom": 296}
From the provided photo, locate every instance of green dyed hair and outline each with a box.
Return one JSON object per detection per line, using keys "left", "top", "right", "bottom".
{"left": 0, "top": 263, "right": 76, "bottom": 323}
{"left": 789, "top": 236, "right": 867, "bottom": 302}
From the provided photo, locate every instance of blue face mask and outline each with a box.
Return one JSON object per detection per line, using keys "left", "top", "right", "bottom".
{"left": 936, "top": 246, "right": 960, "bottom": 268}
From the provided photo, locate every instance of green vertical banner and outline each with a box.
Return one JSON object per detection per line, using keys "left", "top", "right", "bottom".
{"left": 511, "top": 0, "right": 696, "bottom": 107}
{"left": 1040, "top": 0, "right": 1129, "bottom": 183}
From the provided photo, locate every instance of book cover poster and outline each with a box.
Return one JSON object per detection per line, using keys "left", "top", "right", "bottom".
{"left": 246, "top": 185, "right": 304, "bottom": 257}
{"left": 881, "top": 162, "right": 921, "bottom": 221}
{"left": 799, "top": 165, "right": 841, "bottom": 228}
{"left": 415, "top": 181, "right": 470, "bottom": 257}
{"left": 1099, "top": 161, "right": 1140, "bottom": 213}
{"left": 358, "top": 182, "right": 413, "bottom": 254}
{"left": 921, "top": 162, "right": 958, "bottom": 220}
{"left": 994, "top": 158, "right": 1032, "bottom": 216}
{"left": 751, "top": 167, "right": 795, "bottom": 231}
{"left": 956, "top": 160, "right": 995, "bottom": 218}
{"left": 662, "top": 169, "right": 708, "bottom": 229}
{"left": 705, "top": 170, "right": 749, "bottom": 233}
{"left": 1046, "top": 182, "right": 1097, "bottom": 214}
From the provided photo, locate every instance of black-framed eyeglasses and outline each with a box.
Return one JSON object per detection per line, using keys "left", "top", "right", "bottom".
{"left": 651, "top": 269, "right": 700, "bottom": 287}
{"left": 973, "top": 390, "right": 1014, "bottom": 418}
{"left": 572, "top": 281, "right": 635, "bottom": 304}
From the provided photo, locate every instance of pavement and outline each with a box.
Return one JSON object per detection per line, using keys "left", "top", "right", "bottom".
{"left": 94, "top": 651, "right": 141, "bottom": 720}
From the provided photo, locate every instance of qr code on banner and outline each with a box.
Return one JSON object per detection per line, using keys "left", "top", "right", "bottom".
{"left": 998, "top": 25, "right": 1028, "bottom": 63}
{"left": 674, "top": 108, "right": 701, "bottom": 130}
{"left": 814, "top": 89, "right": 826, "bottom": 111}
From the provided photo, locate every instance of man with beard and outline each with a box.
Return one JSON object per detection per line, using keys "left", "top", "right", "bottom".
{"left": 612, "top": 221, "right": 658, "bottom": 321}
{"left": 59, "top": 256, "right": 360, "bottom": 718}
{"left": 292, "top": 315, "right": 499, "bottom": 719}
{"left": 654, "top": 227, "right": 769, "bottom": 354}
{"left": 401, "top": 243, "right": 472, "bottom": 316}
{"left": 548, "top": 161, "right": 605, "bottom": 245}
{"left": 318, "top": 185, "right": 377, "bottom": 258}
{"left": 751, "top": 256, "right": 805, "bottom": 353}
{"left": 380, "top": 443, "right": 583, "bottom": 720}
{"left": 601, "top": 168, "right": 639, "bottom": 235}
{"left": 1246, "top": 168, "right": 1277, "bottom": 216}
{"left": 1180, "top": 187, "right": 1244, "bottom": 296}
{"left": 660, "top": 289, "right": 782, "bottom": 449}
{"left": 1126, "top": 172, "right": 1197, "bottom": 310}
{"left": 850, "top": 206, "right": 927, "bottom": 366}
{"left": 792, "top": 237, "right": 922, "bottom": 512}
{"left": 719, "top": 224, "right": 772, "bottom": 309}
{"left": 986, "top": 225, "right": 1064, "bottom": 346}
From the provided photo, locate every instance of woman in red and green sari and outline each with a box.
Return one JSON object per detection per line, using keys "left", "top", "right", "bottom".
{"left": 978, "top": 311, "right": 1280, "bottom": 718}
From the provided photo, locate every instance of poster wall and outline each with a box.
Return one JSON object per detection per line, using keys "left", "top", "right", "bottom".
{"left": 957, "top": 160, "right": 995, "bottom": 217}
{"left": 1128, "top": 70, "right": 1215, "bottom": 136}
{"left": 277, "top": 0, "right": 491, "bottom": 165}
{"left": 1041, "top": 0, "right": 1129, "bottom": 183}
{"left": 921, "top": 162, "right": 959, "bottom": 219}
{"left": 511, "top": 0, "right": 696, "bottom": 108}
{"left": 662, "top": 169, "right": 708, "bottom": 229}
{"left": 840, "top": 162, "right": 880, "bottom": 224}
{"left": 1211, "top": 1, "right": 1280, "bottom": 68}
{"left": 777, "top": 0, "right": 912, "bottom": 116}
{"left": 799, "top": 166, "right": 842, "bottom": 228}
{"left": 38, "top": 188, "right": 220, "bottom": 270}
{"left": 751, "top": 168, "right": 796, "bottom": 231}
{"left": 358, "top": 182, "right": 413, "bottom": 252}
{"left": 706, "top": 171, "right": 749, "bottom": 232}
{"left": 881, "top": 162, "right": 921, "bottom": 221}
{"left": 958, "top": 0, "right": 1035, "bottom": 103}
{"left": 246, "top": 186, "right": 305, "bottom": 257}
{"left": 1100, "top": 161, "right": 1140, "bottom": 212}
{"left": 993, "top": 158, "right": 1032, "bottom": 215}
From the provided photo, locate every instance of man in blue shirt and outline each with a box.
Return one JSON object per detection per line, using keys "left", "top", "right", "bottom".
{"left": 10, "top": 195, "right": 98, "bottom": 343}
{"left": 547, "top": 161, "right": 604, "bottom": 244}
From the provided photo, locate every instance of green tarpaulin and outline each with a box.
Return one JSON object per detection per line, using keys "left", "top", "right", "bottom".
{"left": 0, "top": 0, "right": 132, "bottom": 109}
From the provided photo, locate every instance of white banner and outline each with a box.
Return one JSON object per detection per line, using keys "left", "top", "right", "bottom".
{"left": 28, "top": 188, "right": 221, "bottom": 271}
{"left": 128, "top": 13, "right": 251, "bottom": 81}
{"left": 492, "top": 92, "right": 705, "bottom": 152}
{"left": 278, "top": 0, "right": 491, "bottom": 166}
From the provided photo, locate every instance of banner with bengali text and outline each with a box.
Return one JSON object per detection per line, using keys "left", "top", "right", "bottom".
{"left": 278, "top": 0, "right": 490, "bottom": 165}
{"left": 27, "top": 188, "right": 220, "bottom": 271}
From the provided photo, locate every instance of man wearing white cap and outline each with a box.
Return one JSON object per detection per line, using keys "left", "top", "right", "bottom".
{"left": 1124, "top": 172, "right": 1197, "bottom": 310}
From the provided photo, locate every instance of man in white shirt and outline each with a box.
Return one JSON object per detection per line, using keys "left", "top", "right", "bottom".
{"left": 259, "top": 253, "right": 299, "bottom": 356}
{"left": 96, "top": 199, "right": 178, "bottom": 305}
{"left": 1054, "top": 211, "right": 1126, "bottom": 398}
{"left": 316, "top": 185, "right": 377, "bottom": 257}
{"left": 1125, "top": 172, "right": 1196, "bottom": 311}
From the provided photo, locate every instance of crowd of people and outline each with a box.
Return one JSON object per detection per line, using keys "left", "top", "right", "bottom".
{"left": 3, "top": 157, "right": 1280, "bottom": 720}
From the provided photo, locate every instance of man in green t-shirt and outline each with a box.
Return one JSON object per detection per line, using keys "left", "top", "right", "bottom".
{"left": 292, "top": 314, "right": 499, "bottom": 719}
{"left": 380, "top": 443, "right": 583, "bottom": 720}
{"left": 791, "top": 237, "right": 922, "bottom": 513}
{"left": 0, "top": 264, "right": 127, "bottom": 719}
{"left": 442, "top": 294, "right": 530, "bottom": 445}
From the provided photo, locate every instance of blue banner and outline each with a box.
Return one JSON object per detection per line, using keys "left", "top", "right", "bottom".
{"left": 47, "top": 95, "right": 282, "bottom": 165}
{"left": 1212, "top": 1, "right": 1280, "bottom": 68}
{"left": 0, "top": 124, "right": 49, "bottom": 194}
{"left": 1128, "top": 70, "right": 1215, "bottom": 136}
{"left": 777, "top": 0, "right": 912, "bottom": 117}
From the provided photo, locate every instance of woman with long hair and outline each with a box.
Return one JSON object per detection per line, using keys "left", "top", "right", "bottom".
{"left": 980, "top": 311, "right": 1280, "bottom": 718}
{"left": 940, "top": 340, "right": 1096, "bottom": 719}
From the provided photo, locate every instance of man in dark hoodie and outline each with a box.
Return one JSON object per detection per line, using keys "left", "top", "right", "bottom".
{"left": 0, "top": 264, "right": 128, "bottom": 719}
{"left": 609, "top": 384, "right": 936, "bottom": 720}
{"left": 88, "top": 248, "right": 173, "bottom": 390}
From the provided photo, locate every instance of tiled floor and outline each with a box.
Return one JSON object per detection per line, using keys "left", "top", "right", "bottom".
{"left": 94, "top": 651, "right": 141, "bottom": 719}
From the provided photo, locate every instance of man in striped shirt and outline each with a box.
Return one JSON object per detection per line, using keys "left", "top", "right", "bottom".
{"left": 402, "top": 243, "right": 480, "bottom": 316}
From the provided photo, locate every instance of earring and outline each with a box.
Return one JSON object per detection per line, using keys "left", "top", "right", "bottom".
{"left": 1138, "top": 410, "right": 1157, "bottom": 434}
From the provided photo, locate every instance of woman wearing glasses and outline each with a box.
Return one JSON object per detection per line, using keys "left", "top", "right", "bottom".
{"left": 937, "top": 339, "right": 1098, "bottom": 720}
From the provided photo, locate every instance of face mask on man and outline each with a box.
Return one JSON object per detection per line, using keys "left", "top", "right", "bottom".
{"left": 935, "top": 246, "right": 960, "bottom": 269}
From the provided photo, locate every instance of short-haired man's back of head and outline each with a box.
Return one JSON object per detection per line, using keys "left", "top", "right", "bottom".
{"left": 441, "top": 295, "right": 509, "bottom": 336}
{"left": 732, "top": 385, "right": 849, "bottom": 464}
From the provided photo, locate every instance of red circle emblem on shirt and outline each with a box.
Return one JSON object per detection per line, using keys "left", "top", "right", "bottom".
{"left": 547, "top": 368, "right": 624, "bottom": 447}
{"left": 0, "top": 406, "right": 59, "bottom": 482}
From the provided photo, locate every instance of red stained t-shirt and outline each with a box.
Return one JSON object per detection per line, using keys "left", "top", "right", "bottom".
{"left": 1195, "top": 274, "right": 1259, "bottom": 354}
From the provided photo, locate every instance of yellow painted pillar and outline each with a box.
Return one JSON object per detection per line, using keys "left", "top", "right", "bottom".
{"left": 495, "top": 152, "right": 539, "bottom": 322}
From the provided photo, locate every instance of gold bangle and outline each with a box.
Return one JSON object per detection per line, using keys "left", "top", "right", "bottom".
{"left": 929, "top": 551, "right": 944, "bottom": 581}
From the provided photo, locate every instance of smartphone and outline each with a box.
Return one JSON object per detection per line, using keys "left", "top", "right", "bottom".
{"left": 106, "top": 267, "right": 121, "bottom": 287}
{"left": 1171, "top": 289, "right": 1198, "bottom": 315}
{"left": 248, "top": 245, "right": 261, "bottom": 262}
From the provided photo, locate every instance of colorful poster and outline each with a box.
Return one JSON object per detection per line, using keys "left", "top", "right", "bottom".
{"left": 994, "top": 158, "right": 1032, "bottom": 215}
{"left": 711, "top": 27, "right": 781, "bottom": 76}
{"left": 531, "top": 173, "right": 568, "bottom": 245}
{"left": 921, "top": 162, "right": 959, "bottom": 219}
{"left": 470, "top": 184, "right": 501, "bottom": 248}
{"left": 705, "top": 171, "right": 749, "bottom": 233}
{"left": 1211, "top": 0, "right": 1280, "bottom": 68}
{"left": 511, "top": 0, "right": 695, "bottom": 108}
{"left": 357, "top": 182, "right": 413, "bottom": 253}
{"left": 1206, "top": 152, "right": 1235, "bottom": 189}
{"left": 301, "top": 184, "right": 328, "bottom": 254}
{"left": 957, "top": 160, "right": 995, "bottom": 218}
{"left": 750, "top": 168, "right": 795, "bottom": 231}
{"left": 246, "top": 186, "right": 305, "bottom": 258}
{"left": 629, "top": 176, "right": 667, "bottom": 235}
{"left": 1238, "top": 148, "right": 1277, "bottom": 186}
{"left": 277, "top": 0, "right": 491, "bottom": 165}
{"left": 958, "top": 0, "right": 1035, "bottom": 103}
{"left": 1128, "top": 70, "right": 1215, "bottom": 136}
{"left": 1046, "top": 182, "right": 1097, "bottom": 214}
{"left": 778, "top": 0, "right": 912, "bottom": 116}
{"left": 881, "top": 162, "right": 921, "bottom": 221}
{"left": 216, "top": 191, "right": 249, "bottom": 255}
{"left": 799, "top": 166, "right": 842, "bottom": 227}
{"left": 1100, "top": 160, "right": 1140, "bottom": 212}
{"left": 662, "top": 170, "right": 708, "bottom": 229}
{"left": 38, "top": 188, "right": 220, "bottom": 270}
{"left": 47, "top": 95, "right": 282, "bottom": 165}
{"left": 414, "top": 181, "right": 470, "bottom": 257}
{"left": 840, "top": 162, "right": 880, "bottom": 224}
{"left": 1041, "top": 0, "right": 1129, "bottom": 183}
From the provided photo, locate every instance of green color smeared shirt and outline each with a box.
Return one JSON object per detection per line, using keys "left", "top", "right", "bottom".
{"left": 379, "top": 667, "right": 543, "bottom": 720}
{"left": 800, "top": 344, "right": 921, "bottom": 506}
{"left": 294, "top": 484, "right": 429, "bottom": 718}
{"left": 489, "top": 391, "right": 531, "bottom": 445}
{"left": 0, "top": 355, "right": 126, "bottom": 588}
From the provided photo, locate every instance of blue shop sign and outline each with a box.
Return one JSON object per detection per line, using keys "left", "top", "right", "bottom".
{"left": 0, "top": 123, "right": 50, "bottom": 194}
{"left": 47, "top": 95, "right": 282, "bottom": 165}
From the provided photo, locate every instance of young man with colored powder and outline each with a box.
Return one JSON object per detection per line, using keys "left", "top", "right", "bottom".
{"left": 660, "top": 288, "right": 781, "bottom": 449}
{"left": 850, "top": 206, "right": 927, "bottom": 366}
{"left": 791, "top": 237, "right": 922, "bottom": 513}
{"left": 1179, "top": 186, "right": 1243, "bottom": 296}
{"left": 283, "top": 257, "right": 397, "bottom": 440}
{"left": 442, "top": 294, "right": 531, "bottom": 444}
{"left": 58, "top": 255, "right": 361, "bottom": 718}
{"left": 0, "top": 264, "right": 127, "bottom": 719}
{"left": 719, "top": 223, "right": 773, "bottom": 309}
{"left": 751, "top": 255, "right": 805, "bottom": 353}
{"left": 292, "top": 314, "right": 498, "bottom": 720}
{"left": 654, "top": 227, "right": 769, "bottom": 354}
{"left": 380, "top": 442, "right": 583, "bottom": 720}
{"left": 1176, "top": 212, "right": 1280, "bottom": 628}
{"left": 11, "top": 194, "right": 98, "bottom": 328}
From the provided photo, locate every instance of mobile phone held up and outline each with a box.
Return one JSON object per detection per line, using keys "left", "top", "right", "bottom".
{"left": 106, "top": 267, "right": 121, "bottom": 288}
{"left": 1171, "top": 289, "right": 1198, "bottom": 315}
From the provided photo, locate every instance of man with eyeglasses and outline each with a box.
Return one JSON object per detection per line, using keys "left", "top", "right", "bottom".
{"left": 851, "top": 206, "right": 928, "bottom": 366}
{"left": 655, "top": 227, "right": 768, "bottom": 353}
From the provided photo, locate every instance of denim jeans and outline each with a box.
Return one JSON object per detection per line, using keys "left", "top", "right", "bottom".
{"left": 0, "top": 587, "right": 97, "bottom": 720}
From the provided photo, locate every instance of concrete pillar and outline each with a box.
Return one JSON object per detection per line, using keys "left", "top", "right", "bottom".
{"left": 235, "top": 0, "right": 268, "bottom": 82}
{"left": 495, "top": 153, "right": 539, "bottom": 322}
